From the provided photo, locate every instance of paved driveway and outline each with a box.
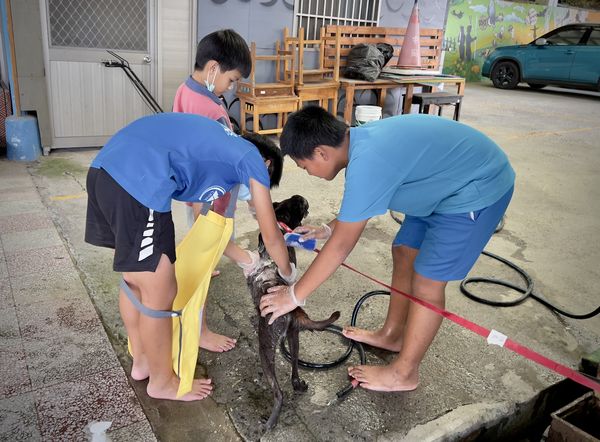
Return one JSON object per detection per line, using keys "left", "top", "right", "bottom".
{"left": 3, "top": 81, "right": 598, "bottom": 441}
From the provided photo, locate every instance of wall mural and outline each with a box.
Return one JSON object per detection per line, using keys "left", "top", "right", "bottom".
{"left": 443, "top": 0, "right": 600, "bottom": 80}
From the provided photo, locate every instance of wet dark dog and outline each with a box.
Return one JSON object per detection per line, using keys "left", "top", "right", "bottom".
{"left": 246, "top": 195, "right": 340, "bottom": 430}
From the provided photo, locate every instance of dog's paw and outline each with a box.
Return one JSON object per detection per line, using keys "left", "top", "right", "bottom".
{"left": 292, "top": 378, "right": 308, "bottom": 392}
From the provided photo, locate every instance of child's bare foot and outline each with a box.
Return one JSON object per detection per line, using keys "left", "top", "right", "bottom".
{"left": 131, "top": 356, "right": 150, "bottom": 381}
{"left": 147, "top": 377, "right": 213, "bottom": 401}
{"left": 200, "top": 329, "right": 237, "bottom": 352}
{"left": 342, "top": 326, "right": 403, "bottom": 352}
{"left": 211, "top": 270, "right": 220, "bottom": 278}
{"left": 347, "top": 364, "right": 418, "bottom": 392}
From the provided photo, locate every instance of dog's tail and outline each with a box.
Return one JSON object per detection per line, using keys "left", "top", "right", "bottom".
{"left": 294, "top": 309, "right": 340, "bottom": 331}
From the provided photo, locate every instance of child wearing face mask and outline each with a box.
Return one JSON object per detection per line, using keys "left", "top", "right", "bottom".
{"left": 173, "top": 29, "right": 249, "bottom": 130}
{"left": 173, "top": 29, "right": 265, "bottom": 353}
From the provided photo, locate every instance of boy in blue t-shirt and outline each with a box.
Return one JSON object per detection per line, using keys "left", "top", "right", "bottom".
{"left": 85, "top": 113, "right": 296, "bottom": 401}
{"left": 259, "top": 106, "right": 515, "bottom": 392}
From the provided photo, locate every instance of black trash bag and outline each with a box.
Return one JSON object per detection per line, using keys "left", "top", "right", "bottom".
{"left": 376, "top": 43, "right": 394, "bottom": 65}
{"left": 343, "top": 43, "right": 395, "bottom": 82}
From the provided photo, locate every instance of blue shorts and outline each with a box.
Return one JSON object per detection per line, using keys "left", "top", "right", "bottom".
{"left": 392, "top": 186, "right": 514, "bottom": 281}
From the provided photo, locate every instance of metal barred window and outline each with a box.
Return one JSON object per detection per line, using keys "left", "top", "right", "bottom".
{"left": 48, "top": 0, "right": 148, "bottom": 51}
{"left": 294, "top": 0, "right": 381, "bottom": 39}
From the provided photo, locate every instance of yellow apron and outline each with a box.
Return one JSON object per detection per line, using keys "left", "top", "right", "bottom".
{"left": 122, "top": 188, "right": 237, "bottom": 399}
{"left": 171, "top": 208, "right": 232, "bottom": 397}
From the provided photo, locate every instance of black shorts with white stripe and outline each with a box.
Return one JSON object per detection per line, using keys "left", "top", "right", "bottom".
{"left": 85, "top": 167, "right": 176, "bottom": 272}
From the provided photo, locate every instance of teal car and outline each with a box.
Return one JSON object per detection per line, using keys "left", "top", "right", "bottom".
{"left": 482, "top": 23, "right": 600, "bottom": 91}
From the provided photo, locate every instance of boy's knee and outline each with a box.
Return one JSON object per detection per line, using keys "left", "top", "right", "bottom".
{"left": 123, "top": 272, "right": 177, "bottom": 310}
{"left": 411, "top": 273, "right": 447, "bottom": 305}
{"left": 392, "top": 244, "right": 417, "bottom": 265}
{"left": 141, "top": 284, "right": 177, "bottom": 310}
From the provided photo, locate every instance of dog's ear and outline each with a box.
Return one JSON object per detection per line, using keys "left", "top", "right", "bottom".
{"left": 272, "top": 201, "right": 281, "bottom": 210}
{"left": 290, "top": 196, "right": 309, "bottom": 223}
{"left": 274, "top": 204, "right": 292, "bottom": 226}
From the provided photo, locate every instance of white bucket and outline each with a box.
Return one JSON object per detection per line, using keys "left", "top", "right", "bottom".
{"left": 355, "top": 105, "right": 382, "bottom": 126}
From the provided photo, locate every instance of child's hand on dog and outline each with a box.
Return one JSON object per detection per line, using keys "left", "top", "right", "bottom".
{"left": 260, "top": 286, "right": 297, "bottom": 325}
{"left": 293, "top": 223, "right": 332, "bottom": 241}
{"left": 236, "top": 250, "right": 260, "bottom": 277}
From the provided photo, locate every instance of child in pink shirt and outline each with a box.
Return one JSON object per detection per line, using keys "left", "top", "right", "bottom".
{"left": 173, "top": 30, "right": 279, "bottom": 353}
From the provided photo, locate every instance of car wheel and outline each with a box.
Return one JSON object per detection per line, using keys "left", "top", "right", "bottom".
{"left": 528, "top": 83, "right": 546, "bottom": 90}
{"left": 491, "top": 61, "right": 520, "bottom": 89}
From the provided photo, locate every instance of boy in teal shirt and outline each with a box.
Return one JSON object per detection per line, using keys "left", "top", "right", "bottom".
{"left": 260, "top": 106, "right": 514, "bottom": 392}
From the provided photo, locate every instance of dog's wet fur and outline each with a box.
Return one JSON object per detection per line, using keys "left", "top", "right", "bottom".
{"left": 246, "top": 195, "right": 340, "bottom": 430}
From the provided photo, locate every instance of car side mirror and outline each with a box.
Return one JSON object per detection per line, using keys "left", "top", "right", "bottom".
{"left": 535, "top": 38, "right": 547, "bottom": 46}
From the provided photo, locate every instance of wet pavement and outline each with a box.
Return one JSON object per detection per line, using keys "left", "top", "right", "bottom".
{"left": 1, "top": 82, "right": 599, "bottom": 441}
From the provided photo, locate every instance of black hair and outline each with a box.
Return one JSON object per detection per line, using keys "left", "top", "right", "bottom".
{"left": 279, "top": 106, "right": 348, "bottom": 159}
{"left": 194, "top": 29, "right": 251, "bottom": 77}
{"left": 242, "top": 133, "right": 283, "bottom": 188}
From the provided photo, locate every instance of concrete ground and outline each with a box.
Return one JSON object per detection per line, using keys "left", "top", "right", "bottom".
{"left": 1, "top": 82, "right": 599, "bottom": 441}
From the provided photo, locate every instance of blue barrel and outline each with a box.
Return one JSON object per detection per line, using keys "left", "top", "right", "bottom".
{"left": 6, "top": 115, "right": 42, "bottom": 161}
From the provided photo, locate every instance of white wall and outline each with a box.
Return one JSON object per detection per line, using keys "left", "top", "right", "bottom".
{"left": 159, "top": 0, "right": 196, "bottom": 111}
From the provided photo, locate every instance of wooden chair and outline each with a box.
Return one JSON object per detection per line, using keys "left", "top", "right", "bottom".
{"left": 282, "top": 27, "right": 340, "bottom": 115}
{"left": 237, "top": 41, "right": 299, "bottom": 135}
{"left": 322, "top": 25, "right": 444, "bottom": 123}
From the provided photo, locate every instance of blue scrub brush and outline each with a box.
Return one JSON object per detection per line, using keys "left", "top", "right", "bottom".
{"left": 284, "top": 232, "right": 317, "bottom": 251}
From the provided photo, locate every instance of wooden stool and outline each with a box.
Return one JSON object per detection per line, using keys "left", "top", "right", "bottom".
{"left": 238, "top": 95, "right": 299, "bottom": 136}
{"left": 411, "top": 92, "right": 463, "bottom": 121}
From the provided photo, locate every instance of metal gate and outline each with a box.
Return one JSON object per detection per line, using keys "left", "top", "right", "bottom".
{"left": 41, "top": 0, "right": 156, "bottom": 148}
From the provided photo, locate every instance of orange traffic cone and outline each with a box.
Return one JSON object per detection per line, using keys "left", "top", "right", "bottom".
{"left": 397, "top": 0, "right": 422, "bottom": 69}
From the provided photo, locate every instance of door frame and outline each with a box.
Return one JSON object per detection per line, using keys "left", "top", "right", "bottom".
{"left": 38, "top": 0, "right": 158, "bottom": 150}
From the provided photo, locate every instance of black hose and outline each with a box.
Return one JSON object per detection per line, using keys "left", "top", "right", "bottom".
{"left": 350, "top": 290, "right": 391, "bottom": 326}
{"left": 279, "top": 323, "right": 366, "bottom": 399}
{"left": 461, "top": 250, "right": 600, "bottom": 319}
{"left": 280, "top": 324, "right": 355, "bottom": 370}
{"left": 281, "top": 291, "right": 392, "bottom": 372}
{"left": 391, "top": 210, "right": 599, "bottom": 319}
{"left": 280, "top": 216, "right": 600, "bottom": 400}
{"left": 280, "top": 292, "right": 397, "bottom": 399}
{"left": 461, "top": 250, "right": 533, "bottom": 307}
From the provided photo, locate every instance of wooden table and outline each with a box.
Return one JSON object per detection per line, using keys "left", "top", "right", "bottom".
{"left": 339, "top": 73, "right": 465, "bottom": 124}
{"left": 383, "top": 73, "right": 466, "bottom": 115}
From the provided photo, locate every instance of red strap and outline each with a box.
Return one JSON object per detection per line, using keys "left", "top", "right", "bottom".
{"left": 278, "top": 221, "right": 293, "bottom": 233}
{"left": 313, "top": 248, "right": 600, "bottom": 392}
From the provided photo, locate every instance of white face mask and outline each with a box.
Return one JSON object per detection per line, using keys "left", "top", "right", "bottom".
{"left": 204, "top": 66, "right": 219, "bottom": 93}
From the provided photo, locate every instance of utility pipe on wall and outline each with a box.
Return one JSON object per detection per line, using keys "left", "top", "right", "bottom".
{"left": 2, "top": 0, "right": 20, "bottom": 115}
